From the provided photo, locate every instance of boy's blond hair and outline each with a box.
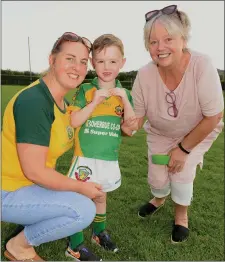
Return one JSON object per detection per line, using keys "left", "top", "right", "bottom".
{"left": 92, "top": 34, "right": 124, "bottom": 57}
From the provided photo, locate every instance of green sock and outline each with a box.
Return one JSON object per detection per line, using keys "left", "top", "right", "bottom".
{"left": 69, "top": 231, "right": 84, "bottom": 249}
{"left": 93, "top": 214, "right": 106, "bottom": 235}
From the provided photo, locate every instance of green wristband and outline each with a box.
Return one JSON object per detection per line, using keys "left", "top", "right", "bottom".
{"left": 151, "top": 154, "right": 170, "bottom": 165}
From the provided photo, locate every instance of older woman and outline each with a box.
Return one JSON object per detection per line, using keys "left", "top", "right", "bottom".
{"left": 123, "top": 5, "right": 224, "bottom": 243}
{"left": 1, "top": 32, "right": 104, "bottom": 261}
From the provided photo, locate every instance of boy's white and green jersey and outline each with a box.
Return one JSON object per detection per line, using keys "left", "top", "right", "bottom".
{"left": 68, "top": 77, "right": 133, "bottom": 161}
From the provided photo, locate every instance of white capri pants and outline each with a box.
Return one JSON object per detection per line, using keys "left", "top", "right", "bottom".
{"left": 150, "top": 181, "right": 193, "bottom": 206}
{"left": 145, "top": 121, "right": 224, "bottom": 206}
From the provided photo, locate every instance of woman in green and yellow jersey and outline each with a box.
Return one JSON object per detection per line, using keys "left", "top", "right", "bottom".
{"left": 1, "top": 32, "right": 104, "bottom": 261}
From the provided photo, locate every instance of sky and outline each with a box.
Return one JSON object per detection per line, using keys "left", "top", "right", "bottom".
{"left": 2, "top": 1, "right": 224, "bottom": 73}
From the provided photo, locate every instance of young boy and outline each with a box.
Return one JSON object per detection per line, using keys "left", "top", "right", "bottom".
{"left": 65, "top": 34, "right": 136, "bottom": 261}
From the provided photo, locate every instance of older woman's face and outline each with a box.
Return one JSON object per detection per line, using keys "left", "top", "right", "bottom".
{"left": 149, "top": 20, "right": 185, "bottom": 68}
{"left": 50, "top": 41, "right": 89, "bottom": 90}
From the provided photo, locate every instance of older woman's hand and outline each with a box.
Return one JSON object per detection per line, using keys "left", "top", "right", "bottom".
{"left": 167, "top": 147, "right": 188, "bottom": 174}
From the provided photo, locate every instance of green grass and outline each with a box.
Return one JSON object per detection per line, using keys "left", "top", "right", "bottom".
{"left": 1, "top": 85, "right": 224, "bottom": 261}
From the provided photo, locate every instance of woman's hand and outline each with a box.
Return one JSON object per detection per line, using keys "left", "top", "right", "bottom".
{"left": 167, "top": 147, "right": 188, "bottom": 174}
{"left": 16, "top": 143, "right": 104, "bottom": 198}
{"left": 78, "top": 182, "right": 104, "bottom": 199}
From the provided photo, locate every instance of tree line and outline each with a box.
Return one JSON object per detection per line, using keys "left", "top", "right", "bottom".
{"left": 1, "top": 69, "right": 137, "bottom": 81}
{"left": 1, "top": 69, "right": 224, "bottom": 90}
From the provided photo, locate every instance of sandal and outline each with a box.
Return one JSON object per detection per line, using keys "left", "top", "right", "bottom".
{"left": 4, "top": 250, "right": 44, "bottom": 261}
{"left": 4, "top": 225, "right": 24, "bottom": 249}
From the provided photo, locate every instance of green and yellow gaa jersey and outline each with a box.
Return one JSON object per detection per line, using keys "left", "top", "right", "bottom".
{"left": 2, "top": 79, "right": 74, "bottom": 191}
{"left": 68, "top": 77, "right": 133, "bottom": 161}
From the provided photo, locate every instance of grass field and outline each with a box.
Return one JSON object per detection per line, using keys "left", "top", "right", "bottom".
{"left": 1, "top": 85, "right": 224, "bottom": 261}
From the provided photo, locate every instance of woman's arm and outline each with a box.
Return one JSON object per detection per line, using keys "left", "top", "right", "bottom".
{"left": 17, "top": 143, "right": 103, "bottom": 199}
{"left": 181, "top": 112, "right": 223, "bottom": 151}
{"left": 168, "top": 112, "right": 223, "bottom": 174}
{"left": 13, "top": 92, "right": 103, "bottom": 199}
{"left": 168, "top": 56, "right": 224, "bottom": 173}
{"left": 181, "top": 55, "right": 224, "bottom": 151}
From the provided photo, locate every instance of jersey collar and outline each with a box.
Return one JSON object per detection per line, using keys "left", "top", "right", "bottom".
{"left": 91, "top": 77, "right": 122, "bottom": 90}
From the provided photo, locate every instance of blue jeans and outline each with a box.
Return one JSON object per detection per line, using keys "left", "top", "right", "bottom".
{"left": 1, "top": 185, "right": 96, "bottom": 246}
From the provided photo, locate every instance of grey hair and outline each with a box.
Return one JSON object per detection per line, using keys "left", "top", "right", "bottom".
{"left": 144, "top": 11, "right": 191, "bottom": 51}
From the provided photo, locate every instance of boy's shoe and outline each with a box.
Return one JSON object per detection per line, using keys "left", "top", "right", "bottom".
{"left": 91, "top": 230, "right": 118, "bottom": 253}
{"left": 65, "top": 244, "right": 102, "bottom": 261}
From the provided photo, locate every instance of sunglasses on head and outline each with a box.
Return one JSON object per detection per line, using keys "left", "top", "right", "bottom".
{"left": 52, "top": 32, "right": 93, "bottom": 53}
{"left": 145, "top": 5, "right": 182, "bottom": 23}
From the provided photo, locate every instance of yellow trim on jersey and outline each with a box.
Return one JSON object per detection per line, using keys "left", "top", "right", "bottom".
{"left": 85, "top": 86, "right": 124, "bottom": 117}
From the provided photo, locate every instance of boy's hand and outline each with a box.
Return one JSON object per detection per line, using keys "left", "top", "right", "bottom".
{"left": 122, "top": 116, "right": 138, "bottom": 132}
{"left": 109, "top": 88, "right": 127, "bottom": 101}
{"left": 92, "top": 89, "right": 110, "bottom": 106}
{"left": 121, "top": 116, "right": 138, "bottom": 136}
{"left": 124, "top": 116, "right": 138, "bottom": 129}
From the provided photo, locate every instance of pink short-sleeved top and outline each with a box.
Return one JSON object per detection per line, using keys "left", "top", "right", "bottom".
{"left": 131, "top": 50, "right": 224, "bottom": 187}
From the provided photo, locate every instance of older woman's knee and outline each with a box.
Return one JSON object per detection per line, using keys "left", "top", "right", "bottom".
{"left": 171, "top": 181, "right": 193, "bottom": 206}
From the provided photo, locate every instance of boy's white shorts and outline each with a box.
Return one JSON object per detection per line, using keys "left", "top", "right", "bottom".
{"left": 67, "top": 156, "right": 121, "bottom": 192}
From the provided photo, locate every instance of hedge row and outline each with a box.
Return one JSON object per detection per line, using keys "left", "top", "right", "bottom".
{"left": 1, "top": 74, "right": 224, "bottom": 91}
{"left": 1, "top": 75, "right": 133, "bottom": 90}
{"left": 1, "top": 75, "right": 39, "bottom": 86}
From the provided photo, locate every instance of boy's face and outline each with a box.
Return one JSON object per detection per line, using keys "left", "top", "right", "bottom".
{"left": 91, "top": 46, "right": 126, "bottom": 83}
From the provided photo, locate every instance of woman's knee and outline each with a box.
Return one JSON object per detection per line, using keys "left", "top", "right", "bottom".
{"left": 65, "top": 192, "right": 96, "bottom": 227}
{"left": 79, "top": 197, "right": 96, "bottom": 226}
{"left": 171, "top": 181, "right": 193, "bottom": 206}
{"left": 150, "top": 183, "right": 171, "bottom": 198}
